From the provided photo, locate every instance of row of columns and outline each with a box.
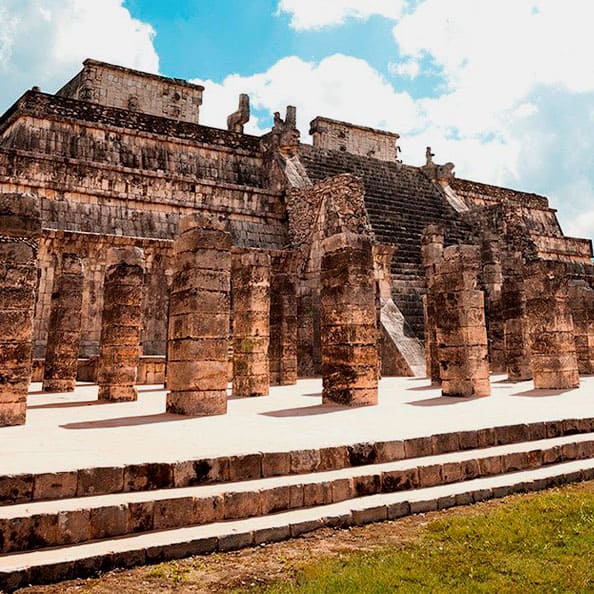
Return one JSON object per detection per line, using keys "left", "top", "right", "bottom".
{"left": 422, "top": 225, "right": 594, "bottom": 396}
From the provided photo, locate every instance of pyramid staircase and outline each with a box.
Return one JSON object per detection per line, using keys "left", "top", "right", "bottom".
{"left": 299, "top": 146, "right": 475, "bottom": 339}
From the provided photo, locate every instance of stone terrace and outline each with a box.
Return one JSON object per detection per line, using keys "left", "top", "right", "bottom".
{"left": 4, "top": 376, "right": 594, "bottom": 477}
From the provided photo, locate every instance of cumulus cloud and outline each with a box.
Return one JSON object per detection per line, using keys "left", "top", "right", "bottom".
{"left": 0, "top": 0, "right": 158, "bottom": 111}
{"left": 195, "top": 54, "right": 419, "bottom": 138}
{"left": 277, "top": 0, "right": 403, "bottom": 30}
{"left": 390, "top": 0, "right": 594, "bottom": 239}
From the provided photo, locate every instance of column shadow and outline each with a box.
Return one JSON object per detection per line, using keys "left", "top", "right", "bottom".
{"left": 509, "top": 388, "right": 575, "bottom": 397}
{"left": 406, "top": 394, "right": 485, "bottom": 407}
{"left": 60, "top": 412, "right": 187, "bottom": 429}
{"left": 262, "top": 404, "right": 350, "bottom": 418}
{"left": 28, "top": 400, "right": 111, "bottom": 410}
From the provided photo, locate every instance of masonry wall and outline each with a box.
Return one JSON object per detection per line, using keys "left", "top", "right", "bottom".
{"left": 309, "top": 117, "right": 399, "bottom": 162}
{"left": 57, "top": 60, "right": 204, "bottom": 123}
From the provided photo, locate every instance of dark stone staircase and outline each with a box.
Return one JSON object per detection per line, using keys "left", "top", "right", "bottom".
{"left": 299, "top": 146, "right": 474, "bottom": 338}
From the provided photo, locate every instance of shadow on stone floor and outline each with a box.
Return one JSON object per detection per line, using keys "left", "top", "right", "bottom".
{"left": 28, "top": 400, "right": 111, "bottom": 410}
{"left": 262, "top": 404, "right": 350, "bottom": 417}
{"left": 60, "top": 412, "right": 186, "bottom": 429}
{"left": 509, "top": 388, "right": 575, "bottom": 397}
{"left": 407, "top": 394, "right": 484, "bottom": 407}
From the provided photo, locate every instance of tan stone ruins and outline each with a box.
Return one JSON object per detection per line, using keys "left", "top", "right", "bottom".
{"left": 0, "top": 59, "right": 594, "bottom": 589}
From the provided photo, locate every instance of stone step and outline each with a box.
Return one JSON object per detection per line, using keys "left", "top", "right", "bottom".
{"left": 1, "top": 433, "right": 593, "bottom": 554}
{"left": 0, "top": 418, "right": 594, "bottom": 509}
{"left": 2, "top": 458, "right": 593, "bottom": 592}
{"left": 2, "top": 418, "right": 593, "bottom": 507}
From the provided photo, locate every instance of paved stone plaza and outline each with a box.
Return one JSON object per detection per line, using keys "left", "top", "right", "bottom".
{"left": 3, "top": 375, "right": 593, "bottom": 477}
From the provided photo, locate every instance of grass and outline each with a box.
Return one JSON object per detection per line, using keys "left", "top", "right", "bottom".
{"left": 256, "top": 486, "right": 594, "bottom": 593}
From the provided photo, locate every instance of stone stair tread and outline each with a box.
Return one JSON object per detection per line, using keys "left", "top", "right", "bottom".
{"left": 1, "top": 457, "right": 593, "bottom": 582}
{"left": 2, "top": 431, "right": 592, "bottom": 520}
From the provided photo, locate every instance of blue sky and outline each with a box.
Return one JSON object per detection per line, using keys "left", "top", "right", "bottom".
{"left": 0, "top": 0, "right": 593, "bottom": 242}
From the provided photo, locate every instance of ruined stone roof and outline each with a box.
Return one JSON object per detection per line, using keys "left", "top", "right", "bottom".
{"left": 0, "top": 91, "right": 261, "bottom": 154}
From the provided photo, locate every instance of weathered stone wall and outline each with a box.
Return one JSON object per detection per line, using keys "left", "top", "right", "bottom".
{"left": 57, "top": 60, "right": 204, "bottom": 124}
{"left": 0, "top": 193, "right": 41, "bottom": 426}
{"left": 310, "top": 117, "right": 399, "bottom": 162}
{"left": 569, "top": 280, "right": 594, "bottom": 375}
{"left": 0, "top": 95, "right": 288, "bottom": 360}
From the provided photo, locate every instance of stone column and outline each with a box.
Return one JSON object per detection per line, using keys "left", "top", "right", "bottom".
{"left": 0, "top": 193, "right": 41, "bottom": 426}
{"left": 320, "top": 232, "right": 378, "bottom": 406}
{"left": 166, "top": 213, "right": 231, "bottom": 416}
{"left": 434, "top": 245, "right": 490, "bottom": 397}
{"left": 269, "top": 250, "right": 298, "bottom": 386}
{"left": 42, "top": 254, "right": 84, "bottom": 392}
{"left": 480, "top": 232, "right": 505, "bottom": 372}
{"left": 568, "top": 280, "right": 594, "bottom": 375}
{"left": 232, "top": 248, "right": 271, "bottom": 397}
{"left": 501, "top": 251, "right": 532, "bottom": 381}
{"left": 525, "top": 260, "right": 579, "bottom": 389}
{"left": 97, "top": 248, "right": 145, "bottom": 401}
{"left": 421, "top": 225, "right": 444, "bottom": 384}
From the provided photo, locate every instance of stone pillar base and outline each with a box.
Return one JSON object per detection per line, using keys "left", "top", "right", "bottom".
{"left": 42, "top": 379, "right": 76, "bottom": 393}
{"left": 98, "top": 385, "right": 138, "bottom": 401}
{"left": 166, "top": 391, "right": 227, "bottom": 416}
{"left": 0, "top": 398, "right": 26, "bottom": 427}
{"left": 533, "top": 369, "right": 580, "bottom": 390}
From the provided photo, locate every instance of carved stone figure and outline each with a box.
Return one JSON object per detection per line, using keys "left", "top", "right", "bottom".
{"left": 227, "top": 93, "right": 250, "bottom": 133}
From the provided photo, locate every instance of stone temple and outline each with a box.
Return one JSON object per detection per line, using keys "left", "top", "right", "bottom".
{"left": 0, "top": 60, "right": 594, "bottom": 588}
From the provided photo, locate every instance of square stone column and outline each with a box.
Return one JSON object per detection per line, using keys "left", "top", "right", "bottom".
{"left": 502, "top": 251, "right": 532, "bottom": 381}
{"left": 525, "top": 260, "right": 579, "bottom": 389}
{"left": 166, "top": 213, "right": 231, "bottom": 416}
{"left": 320, "top": 232, "right": 379, "bottom": 407}
{"left": 42, "top": 254, "right": 84, "bottom": 392}
{"left": 568, "top": 280, "right": 594, "bottom": 375}
{"left": 434, "top": 245, "right": 490, "bottom": 397}
{"left": 97, "top": 248, "right": 145, "bottom": 401}
{"left": 0, "top": 193, "right": 41, "bottom": 426}
{"left": 269, "top": 250, "right": 299, "bottom": 386}
{"left": 231, "top": 248, "right": 271, "bottom": 397}
{"left": 421, "top": 225, "right": 444, "bottom": 384}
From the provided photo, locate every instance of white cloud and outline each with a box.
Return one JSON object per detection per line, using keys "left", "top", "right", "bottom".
{"left": 277, "top": 0, "right": 403, "bottom": 30}
{"left": 195, "top": 54, "right": 419, "bottom": 138}
{"left": 389, "top": 0, "right": 594, "bottom": 240}
{"left": 0, "top": 0, "right": 158, "bottom": 111}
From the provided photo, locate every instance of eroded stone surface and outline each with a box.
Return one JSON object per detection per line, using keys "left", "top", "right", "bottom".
{"left": 0, "top": 192, "right": 41, "bottom": 426}
{"left": 97, "top": 248, "right": 145, "bottom": 402}
{"left": 166, "top": 213, "right": 231, "bottom": 416}
{"left": 432, "top": 245, "right": 490, "bottom": 397}
{"left": 232, "top": 248, "right": 271, "bottom": 398}
{"left": 525, "top": 260, "right": 580, "bottom": 390}
{"left": 42, "top": 254, "right": 84, "bottom": 393}
{"left": 320, "top": 232, "right": 378, "bottom": 406}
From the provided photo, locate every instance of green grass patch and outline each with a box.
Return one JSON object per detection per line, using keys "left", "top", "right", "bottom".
{"left": 258, "top": 487, "right": 594, "bottom": 593}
